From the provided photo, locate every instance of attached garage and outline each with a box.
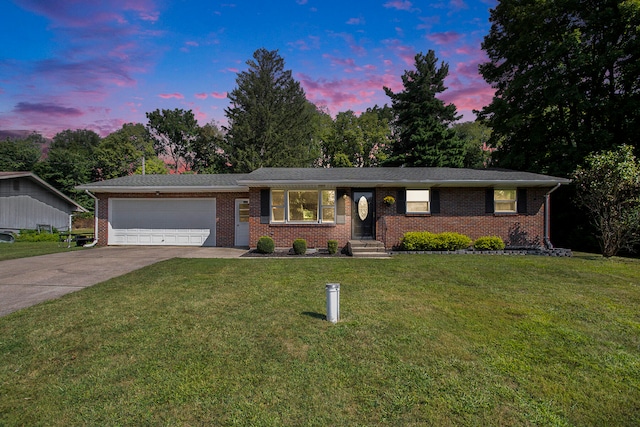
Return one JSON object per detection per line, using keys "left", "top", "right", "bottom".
{"left": 108, "top": 198, "right": 216, "bottom": 246}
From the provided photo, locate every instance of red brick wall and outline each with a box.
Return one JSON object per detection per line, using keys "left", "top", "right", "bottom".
{"left": 94, "top": 192, "right": 249, "bottom": 247}
{"left": 376, "top": 187, "right": 550, "bottom": 249}
{"left": 249, "top": 188, "right": 353, "bottom": 250}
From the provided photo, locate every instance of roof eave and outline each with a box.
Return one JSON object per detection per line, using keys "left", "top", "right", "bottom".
{"left": 238, "top": 179, "right": 571, "bottom": 187}
{"left": 76, "top": 185, "right": 249, "bottom": 193}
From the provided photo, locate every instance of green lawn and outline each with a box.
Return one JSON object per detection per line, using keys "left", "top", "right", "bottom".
{"left": 0, "top": 241, "right": 87, "bottom": 261}
{"left": 1, "top": 255, "right": 639, "bottom": 426}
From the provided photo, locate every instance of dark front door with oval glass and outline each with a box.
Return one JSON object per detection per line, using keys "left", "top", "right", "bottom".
{"left": 352, "top": 190, "right": 375, "bottom": 240}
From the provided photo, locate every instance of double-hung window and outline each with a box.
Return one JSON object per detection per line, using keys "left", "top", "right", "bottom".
{"left": 271, "top": 189, "right": 336, "bottom": 223}
{"left": 494, "top": 189, "right": 517, "bottom": 213}
{"left": 406, "top": 189, "right": 430, "bottom": 213}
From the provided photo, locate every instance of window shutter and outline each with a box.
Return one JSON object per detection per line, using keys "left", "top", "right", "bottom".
{"left": 396, "top": 189, "right": 406, "bottom": 214}
{"left": 517, "top": 188, "right": 527, "bottom": 214}
{"left": 485, "top": 189, "right": 494, "bottom": 213}
{"left": 431, "top": 189, "right": 440, "bottom": 214}
{"left": 336, "top": 189, "right": 346, "bottom": 224}
{"left": 260, "top": 189, "right": 270, "bottom": 224}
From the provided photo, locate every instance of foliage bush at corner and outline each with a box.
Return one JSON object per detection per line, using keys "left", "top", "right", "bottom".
{"left": 15, "top": 229, "right": 60, "bottom": 242}
{"left": 400, "top": 231, "right": 472, "bottom": 251}
{"left": 473, "top": 236, "right": 506, "bottom": 251}
{"left": 327, "top": 240, "right": 338, "bottom": 255}
{"left": 256, "top": 236, "right": 275, "bottom": 254}
{"left": 293, "top": 238, "right": 307, "bottom": 255}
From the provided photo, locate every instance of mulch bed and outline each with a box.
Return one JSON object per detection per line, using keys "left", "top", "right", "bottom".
{"left": 241, "top": 248, "right": 349, "bottom": 257}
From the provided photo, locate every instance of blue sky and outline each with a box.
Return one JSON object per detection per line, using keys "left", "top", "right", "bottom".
{"left": 0, "top": 0, "right": 496, "bottom": 137}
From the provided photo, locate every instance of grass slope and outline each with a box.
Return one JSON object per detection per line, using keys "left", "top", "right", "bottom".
{"left": 1, "top": 255, "right": 639, "bottom": 426}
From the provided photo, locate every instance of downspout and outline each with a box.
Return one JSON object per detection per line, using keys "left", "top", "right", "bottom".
{"left": 543, "top": 184, "right": 562, "bottom": 249}
{"left": 83, "top": 190, "right": 99, "bottom": 248}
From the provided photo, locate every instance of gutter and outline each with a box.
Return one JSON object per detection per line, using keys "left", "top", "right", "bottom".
{"left": 83, "top": 190, "right": 99, "bottom": 248}
{"left": 543, "top": 184, "right": 562, "bottom": 249}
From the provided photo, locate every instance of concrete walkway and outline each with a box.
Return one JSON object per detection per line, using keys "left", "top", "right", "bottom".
{"left": 0, "top": 246, "right": 247, "bottom": 317}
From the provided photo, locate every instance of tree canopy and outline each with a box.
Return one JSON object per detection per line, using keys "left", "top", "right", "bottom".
{"left": 146, "top": 108, "right": 199, "bottom": 173}
{"left": 94, "top": 123, "right": 155, "bottom": 180}
{"left": 479, "top": 0, "right": 640, "bottom": 177}
{"left": 383, "top": 50, "right": 464, "bottom": 168}
{"left": 0, "top": 134, "right": 43, "bottom": 171}
{"left": 223, "top": 48, "right": 319, "bottom": 172}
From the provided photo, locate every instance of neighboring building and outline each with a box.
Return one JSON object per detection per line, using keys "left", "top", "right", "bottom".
{"left": 77, "top": 167, "right": 570, "bottom": 250}
{"left": 0, "top": 172, "right": 87, "bottom": 232}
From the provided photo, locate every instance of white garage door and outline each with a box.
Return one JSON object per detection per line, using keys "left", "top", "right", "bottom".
{"left": 109, "top": 198, "right": 216, "bottom": 246}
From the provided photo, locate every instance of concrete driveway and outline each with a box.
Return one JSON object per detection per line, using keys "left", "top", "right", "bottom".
{"left": 0, "top": 246, "right": 247, "bottom": 317}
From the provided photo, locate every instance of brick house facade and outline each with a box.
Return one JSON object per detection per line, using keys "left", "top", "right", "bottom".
{"left": 78, "top": 167, "right": 569, "bottom": 250}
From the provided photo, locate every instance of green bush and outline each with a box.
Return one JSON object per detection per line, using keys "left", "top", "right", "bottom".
{"left": 474, "top": 236, "right": 506, "bottom": 251}
{"left": 293, "top": 238, "right": 307, "bottom": 255}
{"left": 256, "top": 236, "right": 275, "bottom": 254}
{"left": 15, "top": 229, "right": 60, "bottom": 242}
{"left": 400, "top": 231, "right": 472, "bottom": 251}
{"left": 327, "top": 240, "right": 338, "bottom": 255}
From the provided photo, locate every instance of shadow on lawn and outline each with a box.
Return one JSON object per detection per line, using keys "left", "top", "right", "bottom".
{"left": 301, "top": 311, "right": 326, "bottom": 320}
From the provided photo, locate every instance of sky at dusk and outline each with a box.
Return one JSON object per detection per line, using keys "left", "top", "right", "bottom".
{"left": 0, "top": 0, "right": 497, "bottom": 138}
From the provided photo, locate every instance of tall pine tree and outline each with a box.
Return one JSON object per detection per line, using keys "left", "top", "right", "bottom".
{"left": 223, "top": 48, "right": 319, "bottom": 172}
{"left": 383, "top": 50, "right": 464, "bottom": 168}
{"left": 479, "top": 0, "right": 640, "bottom": 177}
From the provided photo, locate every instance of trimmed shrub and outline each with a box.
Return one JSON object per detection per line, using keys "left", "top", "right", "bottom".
{"left": 400, "top": 231, "right": 472, "bottom": 251}
{"left": 15, "top": 229, "right": 60, "bottom": 242}
{"left": 293, "top": 238, "right": 307, "bottom": 255}
{"left": 327, "top": 240, "right": 338, "bottom": 254}
{"left": 256, "top": 236, "right": 275, "bottom": 254}
{"left": 474, "top": 236, "right": 506, "bottom": 251}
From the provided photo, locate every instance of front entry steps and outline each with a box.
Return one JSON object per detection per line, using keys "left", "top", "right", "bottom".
{"left": 347, "top": 240, "right": 390, "bottom": 258}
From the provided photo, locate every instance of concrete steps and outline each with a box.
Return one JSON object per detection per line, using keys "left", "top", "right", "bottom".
{"left": 347, "top": 240, "right": 390, "bottom": 258}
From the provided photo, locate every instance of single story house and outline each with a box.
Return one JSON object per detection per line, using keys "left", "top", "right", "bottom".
{"left": 77, "top": 167, "right": 570, "bottom": 250}
{"left": 1, "top": 171, "right": 87, "bottom": 233}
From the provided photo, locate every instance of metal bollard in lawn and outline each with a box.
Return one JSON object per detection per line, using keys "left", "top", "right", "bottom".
{"left": 325, "top": 283, "right": 340, "bottom": 323}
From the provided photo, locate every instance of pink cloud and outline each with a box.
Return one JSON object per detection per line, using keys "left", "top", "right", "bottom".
{"left": 449, "top": 0, "right": 468, "bottom": 11}
{"left": 346, "top": 17, "right": 364, "bottom": 25}
{"left": 427, "top": 31, "right": 463, "bottom": 45}
{"left": 211, "top": 92, "right": 227, "bottom": 99}
{"left": 195, "top": 93, "right": 208, "bottom": 99}
{"left": 13, "top": 101, "right": 83, "bottom": 117}
{"left": 185, "top": 41, "right": 199, "bottom": 47}
{"left": 382, "top": 39, "right": 416, "bottom": 66}
{"left": 158, "top": 93, "right": 184, "bottom": 99}
{"left": 329, "top": 32, "right": 367, "bottom": 56}
{"left": 383, "top": 1, "right": 414, "bottom": 11}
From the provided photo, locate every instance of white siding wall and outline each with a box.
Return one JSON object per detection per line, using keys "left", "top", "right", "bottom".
{"left": 0, "top": 195, "right": 70, "bottom": 231}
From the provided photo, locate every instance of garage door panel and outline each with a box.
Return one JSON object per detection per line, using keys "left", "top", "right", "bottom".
{"left": 109, "top": 199, "right": 216, "bottom": 246}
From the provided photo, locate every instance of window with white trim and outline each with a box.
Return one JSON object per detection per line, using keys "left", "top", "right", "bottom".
{"left": 271, "top": 189, "right": 336, "bottom": 223}
{"left": 494, "top": 189, "right": 517, "bottom": 213}
{"left": 406, "top": 189, "right": 430, "bottom": 213}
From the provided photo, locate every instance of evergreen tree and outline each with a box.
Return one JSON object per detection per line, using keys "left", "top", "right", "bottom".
{"left": 479, "top": 0, "right": 640, "bottom": 177}
{"left": 223, "top": 48, "right": 319, "bottom": 172}
{"left": 383, "top": 50, "right": 464, "bottom": 168}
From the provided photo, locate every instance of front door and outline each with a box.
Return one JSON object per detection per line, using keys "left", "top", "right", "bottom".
{"left": 235, "top": 198, "right": 250, "bottom": 246}
{"left": 352, "top": 190, "right": 375, "bottom": 240}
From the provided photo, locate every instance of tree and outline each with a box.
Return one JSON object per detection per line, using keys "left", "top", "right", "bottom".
{"left": 317, "top": 107, "right": 393, "bottom": 167}
{"left": 573, "top": 145, "right": 640, "bottom": 257}
{"left": 94, "top": 123, "right": 156, "bottom": 179}
{"left": 383, "top": 50, "right": 464, "bottom": 168}
{"left": 452, "top": 121, "right": 493, "bottom": 168}
{"left": 0, "top": 133, "right": 43, "bottom": 171}
{"left": 478, "top": 0, "right": 640, "bottom": 177}
{"left": 223, "top": 48, "right": 319, "bottom": 172}
{"left": 146, "top": 108, "right": 199, "bottom": 173}
{"left": 191, "top": 121, "right": 228, "bottom": 174}
{"left": 34, "top": 129, "right": 101, "bottom": 209}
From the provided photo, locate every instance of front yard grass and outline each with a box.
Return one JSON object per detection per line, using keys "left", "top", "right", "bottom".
{"left": 0, "top": 241, "right": 87, "bottom": 261}
{"left": 1, "top": 255, "right": 639, "bottom": 425}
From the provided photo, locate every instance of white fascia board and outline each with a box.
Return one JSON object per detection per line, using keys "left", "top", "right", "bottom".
{"left": 77, "top": 185, "right": 249, "bottom": 193}
{"left": 239, "top": 179, "right": 570, "bottom": 188}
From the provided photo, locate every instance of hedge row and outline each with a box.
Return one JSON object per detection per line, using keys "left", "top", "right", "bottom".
{"left": 400, "top": 232, "right": 505, "bottom": 251}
